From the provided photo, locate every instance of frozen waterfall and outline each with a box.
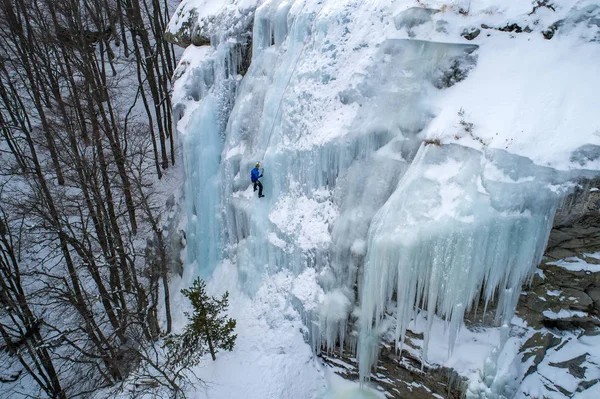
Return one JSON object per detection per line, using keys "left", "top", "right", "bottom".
{"left": 170, "top": 0, "right": 597, "bottom": 393}
{"left": 176, "top": 40, "right": 247, "bottom": 278}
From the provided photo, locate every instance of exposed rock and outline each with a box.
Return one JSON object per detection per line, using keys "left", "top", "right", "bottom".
{"left": 513, "top": 175, "right": 600, "bottom": 395}
{"left": 547, "top": 176, "right": 600, "bottom": 260}
{"left": 571, "top": 144, "right": 600, "bottom": 167}
{"left": 519, "top": 330, "right": 600, "bottom": 398}
{"left": 543, "top": 313, "right": 600, "bottom": 331}
{"left": 549, "top": 353, "right": 588, "bottom": 379}
{"left": 320, "top": 346, "right": 466, "bottom": 399}
{"left": 543, "top": 24, "right": 558, "bottom": 39}
{"left": 579, "top": 378, "right": 600, "bottom": 390}
{"left": 562, "top": 288, "right": 594, "bottom": 310}
{"left": 477, "top": 22, "right": 532, "bottom": 35}
{"left": 587, "top": 285, "right": 600, "bottom": 309}
{"left": 520, "top": 331, "right": 561, "bottom": 377}
{"left": 518, "top": 260, "right": 600, "bottom": 328}
{"left": 498, "top": 23, "right": 531, "bottom": 33}
{"left": 164, "top": 9, "right": 202, "bottom": 48}
{"left": 461, "top": 27, "right": 481, "bottom": 40}
{"left": 165, "top": 3, "right": 257, "bottom": 49}
{"left": 528, "top": 0, "right": 556, "bottom": 16}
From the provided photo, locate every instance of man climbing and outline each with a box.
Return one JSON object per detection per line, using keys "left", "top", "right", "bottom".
{"left": 251, "top": 163, "right": 264, "bottom": 198}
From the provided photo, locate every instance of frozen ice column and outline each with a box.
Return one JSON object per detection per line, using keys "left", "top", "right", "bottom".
{"left": 179, "top": 41, "right": 246, "bottom": 279}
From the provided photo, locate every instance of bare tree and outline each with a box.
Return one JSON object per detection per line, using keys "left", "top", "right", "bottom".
{"left": 0, "top": 0, "right": 181, "bottom": 396}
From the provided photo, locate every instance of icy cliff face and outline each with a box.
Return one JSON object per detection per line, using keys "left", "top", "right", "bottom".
{"left": 168, "top": 0, "right": 600, "bottom": 394}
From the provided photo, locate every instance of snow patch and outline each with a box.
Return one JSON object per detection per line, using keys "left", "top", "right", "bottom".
{"left": 269, "top": 192, "right": 337, "bottom": 250}
{"left": 549, "top": 257, "right": 600, "bottom": 273}
{"left": 542, "top": 309, "right": 588, "bottom": 320}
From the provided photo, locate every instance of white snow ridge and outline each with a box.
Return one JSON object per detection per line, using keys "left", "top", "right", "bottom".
{"left": 168, "top": 0, "right": 600, "bottom": 398}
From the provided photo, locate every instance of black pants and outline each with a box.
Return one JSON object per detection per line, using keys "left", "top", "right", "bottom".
{"left": 253, "top": 180, "right": 263, "bottom": 197}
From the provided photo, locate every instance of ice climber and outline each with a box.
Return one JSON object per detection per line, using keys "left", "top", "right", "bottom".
{"left": 251, "top": 163, "right": 264, "bottom": 198}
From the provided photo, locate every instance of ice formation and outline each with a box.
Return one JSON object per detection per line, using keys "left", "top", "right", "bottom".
{"left": 357, "top": 144, "right": 572, "bottom": 381}
{"left": 169, "top": 0, "right": 600, "bottom": 393}
{"left": 175, "top": 39, "right": 247, "bottom": 279}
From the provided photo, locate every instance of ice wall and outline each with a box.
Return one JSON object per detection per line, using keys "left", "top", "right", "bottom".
{"left": 218, "top": 0, "right": 481, "bottom": 354}
{"left": 169, "top": 0, "right": 600, "bottom": 392}
{"left": 174, "top": 36, "right": 248, "bottom": 278}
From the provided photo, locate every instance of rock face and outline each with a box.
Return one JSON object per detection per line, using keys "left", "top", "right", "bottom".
{"left": 512, "top": 179, "right": 600, "bottom": 397}
{"left": 321, "top": 346, "right": 466, "bottom": 399}
{"left": 547, "top": 177, "right": 600, "bottom": 260}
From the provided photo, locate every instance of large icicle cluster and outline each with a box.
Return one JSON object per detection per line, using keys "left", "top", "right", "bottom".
{"left": 357, "top": 144, "right": 572, "bottom": 380}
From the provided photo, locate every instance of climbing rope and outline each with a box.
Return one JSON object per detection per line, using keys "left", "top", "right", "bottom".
{"left": 260, "top": 0, "right": 329, "bottom": 161}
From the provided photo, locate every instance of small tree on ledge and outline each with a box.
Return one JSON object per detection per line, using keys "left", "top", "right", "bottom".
{"left": 166, "top": 277, "right": 237, "bottom": 363}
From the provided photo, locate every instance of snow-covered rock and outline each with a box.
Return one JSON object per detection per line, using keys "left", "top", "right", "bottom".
{"left": 165, "top": 0, "right": 262, "bottom": 47}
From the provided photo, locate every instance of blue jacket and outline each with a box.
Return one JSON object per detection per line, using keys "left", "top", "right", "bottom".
{"left": 251, "top": 167, "right": 261, "bottom": 182}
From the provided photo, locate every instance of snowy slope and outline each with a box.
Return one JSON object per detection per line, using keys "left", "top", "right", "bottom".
{"left": 168, "top": 0, "right": 600, "bottom": 397}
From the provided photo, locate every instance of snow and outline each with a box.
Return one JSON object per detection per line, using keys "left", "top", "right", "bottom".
{"left": 269, "top": 191, "right": 337, "bottom": 250}
{"left": 585, "top": 252, "right": 600, "bottom": 260}
{"left": 168, "top": 0, "right": 263, "bottom": 38}
{"left": 518, "top": 332, "right": 600, "bottom": 399}
{"left": 408, "top": 313, "right": 504, "bottom": 377}
{"left": 268, "top": 231, "right": 289, "bottom": 250}
{"left": 170, "top": 260, "right": 328, "bottom": 399}
{"left": 292, "top": 268, "right": 325, "bottom": 312}
{"left": 573, "top": 384, "right": 600, "bottom": 399}
{"left": 168, "top": 0, "right": 600, "bottom": 397}
{"left": 171, "top": 45, "right": 213, "bottom": 106}
{"left": 170, "top": 260, "right": 388, "bottom": 399}
{"left": 549, "top": 257, "right": 600, "bottom": 272}
{"left": 542, "top": 309, "right": 588, "bottom": 320}
{"left": 426, "top": 35, "right": 600, "bottom": 171}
